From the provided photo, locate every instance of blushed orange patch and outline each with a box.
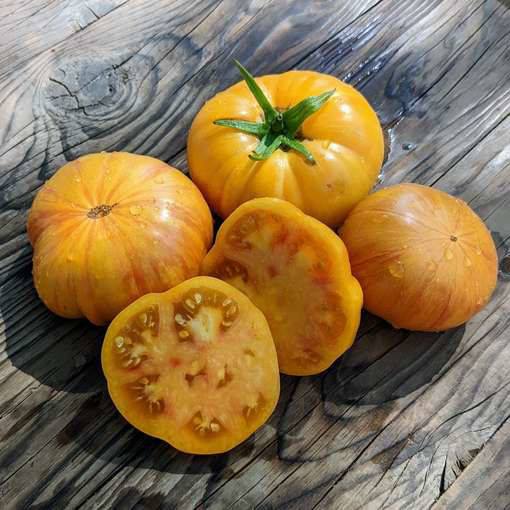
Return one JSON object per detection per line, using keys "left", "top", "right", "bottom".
{"left": 268, "top": 265, "right": 279, "bottom": 278}
{"left": 271, "top": 227, "right": 289, "bottom": 247}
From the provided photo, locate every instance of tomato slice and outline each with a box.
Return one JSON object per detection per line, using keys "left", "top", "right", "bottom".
{"left": 102, "top": 276, "right": 280, "bottom": 454}
{"left": 202, "top": 198, "right": 363, "bottom": 376}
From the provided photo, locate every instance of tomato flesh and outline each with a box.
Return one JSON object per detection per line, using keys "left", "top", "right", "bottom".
{"left": 102, "top": 277, "right": 280, "bottom": 454}
{"left": 202, "top": 198, "right": 363, "bottom": 376}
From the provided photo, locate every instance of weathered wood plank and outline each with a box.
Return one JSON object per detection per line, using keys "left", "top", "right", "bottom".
{"left": 0, "top": 0, "right": 509, "bottom": 509}
{"left": 433, "top": 417, "right": 510, "bottom": 509}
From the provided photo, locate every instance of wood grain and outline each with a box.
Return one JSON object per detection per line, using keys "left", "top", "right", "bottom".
{"left": 1, "top": 0, "right": 509, "bottom": 509}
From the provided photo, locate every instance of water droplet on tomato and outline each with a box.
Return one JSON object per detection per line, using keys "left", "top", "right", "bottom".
{"left": 465, "top": 257, "right": 472, "bottom": 267}
{"left": 74, "top": 176, "right": 81, "bottom": 183}
{"left": 445, "top": 248, "right": 454, "bottom": 260}
{"left": 130, "top": 205, "right": 142, "bottom": 216}
{"left": 388, "top": 260, "right": 404, "bottom": 278}
{"left": 67, "top": 254, "right": 75, "bottom": 262}
{"left": 476, "top": 246, "right": 482, "bottom": 255}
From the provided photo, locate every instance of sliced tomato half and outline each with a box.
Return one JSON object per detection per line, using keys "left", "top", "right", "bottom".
{"left": 102, "top": 276, "right": 280, "bottom": 454}
{"left": 202, "top": 198, "right": 363, "bottom": 376}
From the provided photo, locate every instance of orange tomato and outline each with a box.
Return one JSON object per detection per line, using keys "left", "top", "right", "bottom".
{"left": 201, "top": 198, "right": 363, "bottom": 375}
{"left": 102, "top": 276, "right": 280, "bottom": 454}
{"left": 340, "top": 183, "right": 498, "bottom": 331}
{"left": 188, "top": 65, "right": 384, "bottom": 228}
{"left": 28, "top": 152, "right": 213, "bottom": 325}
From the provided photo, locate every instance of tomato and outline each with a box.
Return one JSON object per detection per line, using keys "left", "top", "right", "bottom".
{"left": 101, "top": 276, "right": 279, "bottom": 454}
{"left": 201, "top": 198, "right": 363, "bottom": 376}
{"left": 188, "top": 62, "right": 384, "bottom": 228}
{"left": 340, "top": 183, "right": 498, "bottom": 331}
{"left": 27, "top": 152, "right": 213, "bottom": 325}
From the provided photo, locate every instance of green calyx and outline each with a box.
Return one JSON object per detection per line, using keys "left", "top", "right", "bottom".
{"left": 213, "top": 60, "right": 335, "bottom": 164}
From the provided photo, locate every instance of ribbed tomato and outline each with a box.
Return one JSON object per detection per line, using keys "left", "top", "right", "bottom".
{"left": 188, "top": 62, "right": 384, "bottom": 228}
{"left": 340, "top": 183, "right": 498, "bottom": 331}
{"left": 102, "top": 276, "right": 280, "bottom": 454}
{"left": 28, "top": 152, "right": 213, "bottom": 325}
{"left": 201, "top": 198, "right": 363, "bottom": 375}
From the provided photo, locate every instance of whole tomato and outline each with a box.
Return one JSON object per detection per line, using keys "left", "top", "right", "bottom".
{"left": 188, "top": 62, "right": 384, "bottom": 228}
{"left": 28, "top": 152, "right": 213, "bottom": 325}
{"left": 340, "top": 183, "right": 498, "bottom": 331}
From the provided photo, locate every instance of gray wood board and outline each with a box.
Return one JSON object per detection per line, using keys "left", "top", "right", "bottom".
{"left": 1, "top": 0, "right": 509, "bottom": 509}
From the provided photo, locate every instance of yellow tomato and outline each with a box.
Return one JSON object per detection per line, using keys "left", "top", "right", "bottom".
{"left": 188, "top": 63, "right": 384, "bottom": 227}
{"left": 340, "top": 184, "right": 498, "bottom": 331}
{"left": 28, "top": 152, "right": 213, "bottom": 325}
{"left": 102, "top": 276, "right": 280, "bottom": 454}
{"left": 202, "top": 198, "right": 363, "bottom": 375}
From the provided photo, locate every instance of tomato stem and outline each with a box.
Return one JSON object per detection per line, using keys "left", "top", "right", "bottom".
{"left": 213, "top": 61, "right": 335, "bottom": 164}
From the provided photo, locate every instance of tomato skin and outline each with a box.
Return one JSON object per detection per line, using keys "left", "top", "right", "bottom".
{"left": 201, "top": 198, "right": 363, "bottom": 376}
{"left": 28, "top": 152, "right": 213, "bottom": 325}
{"left": 102, "top": 276, "right": 280, "bottom": 455}
{"left": 340, "top": 183, "right": 498, "bottom": 331}
{"left": 188, "top": 70, "right": 384, "bottom": 228}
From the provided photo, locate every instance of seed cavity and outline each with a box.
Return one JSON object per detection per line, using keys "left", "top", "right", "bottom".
{"left": 217, "top": 364, "right": 233, "bottom": 388}
{"left": 115, "top": 306, "right": 159, "bottom": 367}
{"left": 132, "top": 376, "right": 164, "bottom": 413}
{"left": 227, "top": 214, "right": 261, "bottom": 249}
{"left": 173, "top": 287, "right": 240, "bottom": 342}
{"left": 210, "top": 259, "right": 249, "bottom": 283}
{"left": 191, "top": 412, "right": 222, "bottom": 434}
{"left": 185, "top": 361, "right": 206, "bottom": 386}
{"left": 225, "top": 305, "right": 237, "bottom": 318}
{"left": 243, "top": 393, "right": 262, "bottom": 419}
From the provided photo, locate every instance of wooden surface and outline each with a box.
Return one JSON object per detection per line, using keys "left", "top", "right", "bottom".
{"left": 1, "top": 0, "right": 510, "bottom": 508}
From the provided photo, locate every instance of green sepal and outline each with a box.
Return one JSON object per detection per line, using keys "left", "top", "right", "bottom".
{"left": 283, "top": 89, "right": 335, "bottom": 137}
{"left": 234, "top": 60, "right": 278, "bottom": 124}
{"left": 249, "top": 132, "right": 284, "bottom": 161}
{"left": 282, "top": 137, "right": 316, "bottom": 164}
{"left": 213, "top": 119, "right": 266, "bottom": 136}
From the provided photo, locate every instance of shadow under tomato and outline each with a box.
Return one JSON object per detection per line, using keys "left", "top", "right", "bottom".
{"left": 277, "top": 314, "right": 464, "bottom": 462}
{"left": 56, "top": 382, "right": 255, "bottom": 474}
{"left": 0, "top": 258, "right": 106, "bottom": 398}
